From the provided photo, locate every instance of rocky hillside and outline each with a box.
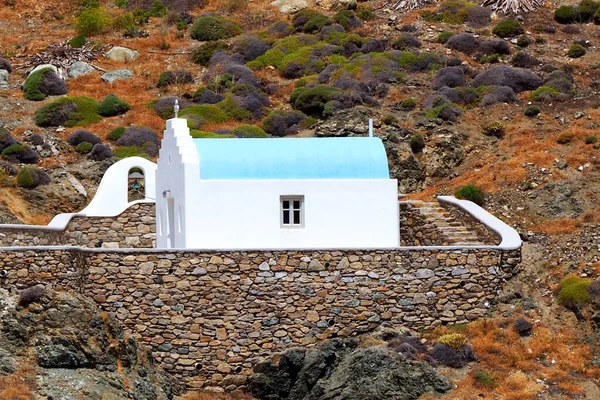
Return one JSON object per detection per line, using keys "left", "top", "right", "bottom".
{"left": 1, "top": 0, "right": 600, "bottom": 398}
{"left": 0, "top": 287, "right": 182, "bottom": 399}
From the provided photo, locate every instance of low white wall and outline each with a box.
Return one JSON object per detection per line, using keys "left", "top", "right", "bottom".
{"left": 437, "top": 196, "right": 522, "bottom": 250}
{"left": 183, "top": 179, "right": 400, "bottom": 249}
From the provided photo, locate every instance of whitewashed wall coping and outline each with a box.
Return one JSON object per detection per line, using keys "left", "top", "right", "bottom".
{"left": 437, "top": 196, "right": 522, "bottom": 250}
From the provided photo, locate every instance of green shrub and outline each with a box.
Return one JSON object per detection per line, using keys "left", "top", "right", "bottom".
{"left": 492, "top": 20, "right": 524, "bottom": 37}
{"left": 410, "top": 134, "right": 425, "bottom": 153}
{"left": 76, "top": 141, "right": 93, "bottom": 154}
{"left": 115, "top": 146, "right": 148, "bottom": 158}
{"left": 23, "top": 67, "right": 52, "bottom": 101}
{"left": 190, "top": 130, "right": 234, "bottom": 138}
{"left": 383, "top": 114, "right": 397, "bottom": 125}
{"left": 473, "top": 370, "right": 496, "bottom": 388}
{"left": 292, "top": 9, "right": 323, "bottom": 30}
{"left": 438, "top": 0, "right": 480, "bottom": 25}
{"left": 401, "top": 98, "right": 417, "bottom": 110}
{"left": 75, "top": 7, "right": 110, "bottom": 36}
{"left": 595, "top": 6, "right": 600, "bottom": 23}
{"left": 437, "top": 333, "right": 467, "bottom": 350}
{"left": 98, "top": 94, "right": 130, "bottom": 117}
{"left": 149, "top": 0, "right": 167, "bottom": 17}
{"left": 479, "top": 53, "right": 501, "bottom": 64}
{"left": 180, "top": 104, "right": 229, "bottom": 124}
{"left": 568, "top": 43, "right": 586, "bottom": 58}
{"left": 579, "top": 0, "right": 600, "bottom": 21}
{"left": 17, "top": 167, "right": 35, "bottom": 188}
{"left": 585, "top": 135, "right": 597, "bottom": 144}
{"left": 114, "top": 0, "right": 128, "bottom": 8}
{"left": 232, "top": 125, "right": 269, "bottom": 138}
{"left": 516, "top": 35, "right": 531, "bottom": 47}
{"left": 421, "top": 10, "right": 444, "bottom": 22}
{"left": 107, "top": 127, "right": 126, "bottom": 141}
{"left": 112, "top": 12, "right": 134, "bottom": 30}
{"left": 455, "top": 184, "right": 484, "bottom": 205}
{"left": 191, "top": 41, "right": 228, "bottom": 65}
{"left": 554, "top": 5, "right": 577, "bottom": 23}
{"left": 523, "top": 105, "right": 541, "bottom": 117}
{"left": 190, "top": 16, "right": 242, "bottom": 41}
{"left": 292, "top": 85, "right": 342, "bottom": 116}
{"left": 557, "top": 275, "right": 591, "bottom": 306}
{"left": 530, "top": 86, "right": 560, "bottom": 101}
{"left": 2, "top": 144, "right": 24, "bottom": 157}
{"left": 333, "top": 10, "right": 356, "bottom": 29}
{"left": 482, "top": 121, "right": 504, "bottom": 138}
{"left": 556, "top": 131, "right": 574, "bottom": 144}
{"left": 35, "top": 96, "right": 102, "bottom": 127}
{"left": 437, "top": 31, "right": 454, "bottom": 44}
{"left": 303, "top": 14, "right": 331, "bottom": 33}
{"left": 356, "top": 4, "right": 375, "bottom": 20}
{"left": 68, "top": 34, "right": 87, "bottom": 48}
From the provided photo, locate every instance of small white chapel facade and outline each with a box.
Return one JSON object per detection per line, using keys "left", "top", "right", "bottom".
{"left": 155, "top": 116, "right": 400, "bottom": 250}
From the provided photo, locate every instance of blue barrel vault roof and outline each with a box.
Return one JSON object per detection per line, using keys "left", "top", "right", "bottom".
{"left": 192, "top": 137, "right": 390, "bottom": 180}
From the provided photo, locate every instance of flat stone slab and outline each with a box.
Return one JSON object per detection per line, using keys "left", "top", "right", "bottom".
{"left": 68, "top": 61, "right": 95, "bottom": 79}
{"left": 101, "top": 69, "right": 134, "bottom": 84}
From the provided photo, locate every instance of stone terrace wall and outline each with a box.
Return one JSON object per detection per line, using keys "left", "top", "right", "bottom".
{"left": 400, "top": 202, "right": 447, "bottom": 246}
{"left": 0, "top": 246, "right": 521, "bottom": 390}
{"left": 0, "top": 203, "right": 155, "bottom": 248}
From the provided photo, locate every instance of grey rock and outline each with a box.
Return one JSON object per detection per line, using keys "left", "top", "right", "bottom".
{"left": 271, "top": 0, "right": 307, "bottom": 14}
{"left": 105, "top": 46, "right": 139, "bottom": 62}
{"left": 451, "top": 267, "right": 470, "bottom": 276}
{"left": 31, "top": 64, "right": 59, "bottom": 76}
{"left": 191, "top": 267, "right": 207, "bottom": 275}
{"left": 153, "top": 298, "right": 164, "bottom": 307}
{"left": 314, "top": 107, "right": 372, "bottom": 137}
{"left": 259, "top": 262, "right": 270, "bottom": 271}
{"left": 101, "top": 69, "right": 134, "bottom": 84}
{"left": 68, "top": 61, "right": 95, "bottom": 78}
{"left": 157, "top": 343, "right": 173, "bottom": 352}
{"left": 415, "top": 268, "right": 435, "bottom": 279}
{"left": 0, "top": 69, "right": 8, "bottom": 89}
{"left": 247, "top": 339, "right": 452, "bottom": 400}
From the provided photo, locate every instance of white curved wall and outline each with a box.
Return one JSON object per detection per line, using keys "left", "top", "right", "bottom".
{"left": 45, "top": 157, "right": 157, "bottom": 228}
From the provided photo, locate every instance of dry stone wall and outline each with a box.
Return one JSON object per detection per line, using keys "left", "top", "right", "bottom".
{"left": 0, "top": 203, "right": 155, "bottom": 248}
{"left": 0, "top": 246, "right": 521, "bottom": 390}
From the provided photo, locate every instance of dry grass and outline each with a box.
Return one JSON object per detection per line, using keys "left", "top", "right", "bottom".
{"left": 427, "top": 318, "right": 598, "bottom": 399}
{"left": 0, "top": 367, "right": 37, "bottom": 400}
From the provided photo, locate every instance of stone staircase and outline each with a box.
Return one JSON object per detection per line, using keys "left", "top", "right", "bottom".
{"left": 410, "top": 201, "right": 485, "bottom": 246}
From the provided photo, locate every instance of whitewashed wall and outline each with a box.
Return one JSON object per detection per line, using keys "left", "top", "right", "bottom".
{"left": 184, "top": 179, "right": 399, "bottom": 249}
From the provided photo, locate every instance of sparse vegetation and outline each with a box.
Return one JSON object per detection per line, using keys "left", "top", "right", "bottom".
{"left": 568, "top": 43, "right": 586, "bottom": 58}
{"left": 492, "top": 20, "right": 524, "bottom": 37}
{"left": 410, "top": 134, "right": 425, "bottom": 153}
{"left": 75, "top": 6, "right": 110, "bottom": 35}
{"left": 482, "top": 121, "right": 504, "bottom": 138}
{"left": 557, "top": 275, "right": 591, "bottom": 307}
{"left": 455, "top": 184, "right": 484, "bottom": 205}
{"left": 190, "top": 16, "right": 242, "bottom": 41}
{"left": 524, "top": 105, "right": 541, "bottom": 116}
{"left": 75, "top": 142, "right": 94, "bottom": 154}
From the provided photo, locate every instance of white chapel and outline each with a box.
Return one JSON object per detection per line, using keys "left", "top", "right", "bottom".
{"left": 154, "top": 115, "right": 400, "bottom": 250}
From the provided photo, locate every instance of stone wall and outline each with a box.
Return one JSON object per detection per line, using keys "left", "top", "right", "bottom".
{"left": 0, "top": 203, "right": 155, "bottom": 248}
{"left": 0, "top": 246, "right": 521, "bottom": 390}
{"left": 399, "top": 202, "right": 446, "bottom": 246}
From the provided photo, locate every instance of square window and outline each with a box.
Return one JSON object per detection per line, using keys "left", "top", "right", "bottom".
{"left": 281, "top": 196, "right": 304, "bottom": 228}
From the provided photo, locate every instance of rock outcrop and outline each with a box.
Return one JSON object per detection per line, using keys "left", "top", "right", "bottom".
{"left": 0, "top": 288, "right": 182, "bottom": 400}
{"left": 247, "top": 336, "right": 452, "bottom": 400}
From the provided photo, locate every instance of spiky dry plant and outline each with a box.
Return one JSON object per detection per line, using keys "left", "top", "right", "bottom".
{"left": 482, "top": 0, "right": 544, "bottom": 14}
{"left": 385, "top": 0, "right": 438, "bottom": 11}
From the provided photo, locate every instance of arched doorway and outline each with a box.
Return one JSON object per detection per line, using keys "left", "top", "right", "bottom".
{"left": 127, "top": 167, "right": 145, "bottom": 203}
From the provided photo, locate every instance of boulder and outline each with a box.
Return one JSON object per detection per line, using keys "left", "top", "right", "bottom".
{"left": 101, "top": 69, "right": 134, "bottom": 84}
{"left": 68, "top": 61, "right": 95, "bottom": 79}
{"left": 271, "top": 0, "right": 308, "bottom": 14}
{"left": 31, "top": 64, "right": 59, "bottom": 76}
{"left": 314, "top": 107, "right": 372, "bottom": 137}
{"left": 248, "top": 337, "right": 452, "bottom": 400}
{"left": 0, "top": 57, "right": 12, "bottom": 73}
{"left": 316, "top": 0, "right": 357, "bottom": 10}
{"left": 0, "top": 69, "right": 7, "bottom": 89}
{"left": 105, "top": 46, "right": 139, "bottom": 62}
{"left": 385, "top": 141, "right": 425, "bottom": 193}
